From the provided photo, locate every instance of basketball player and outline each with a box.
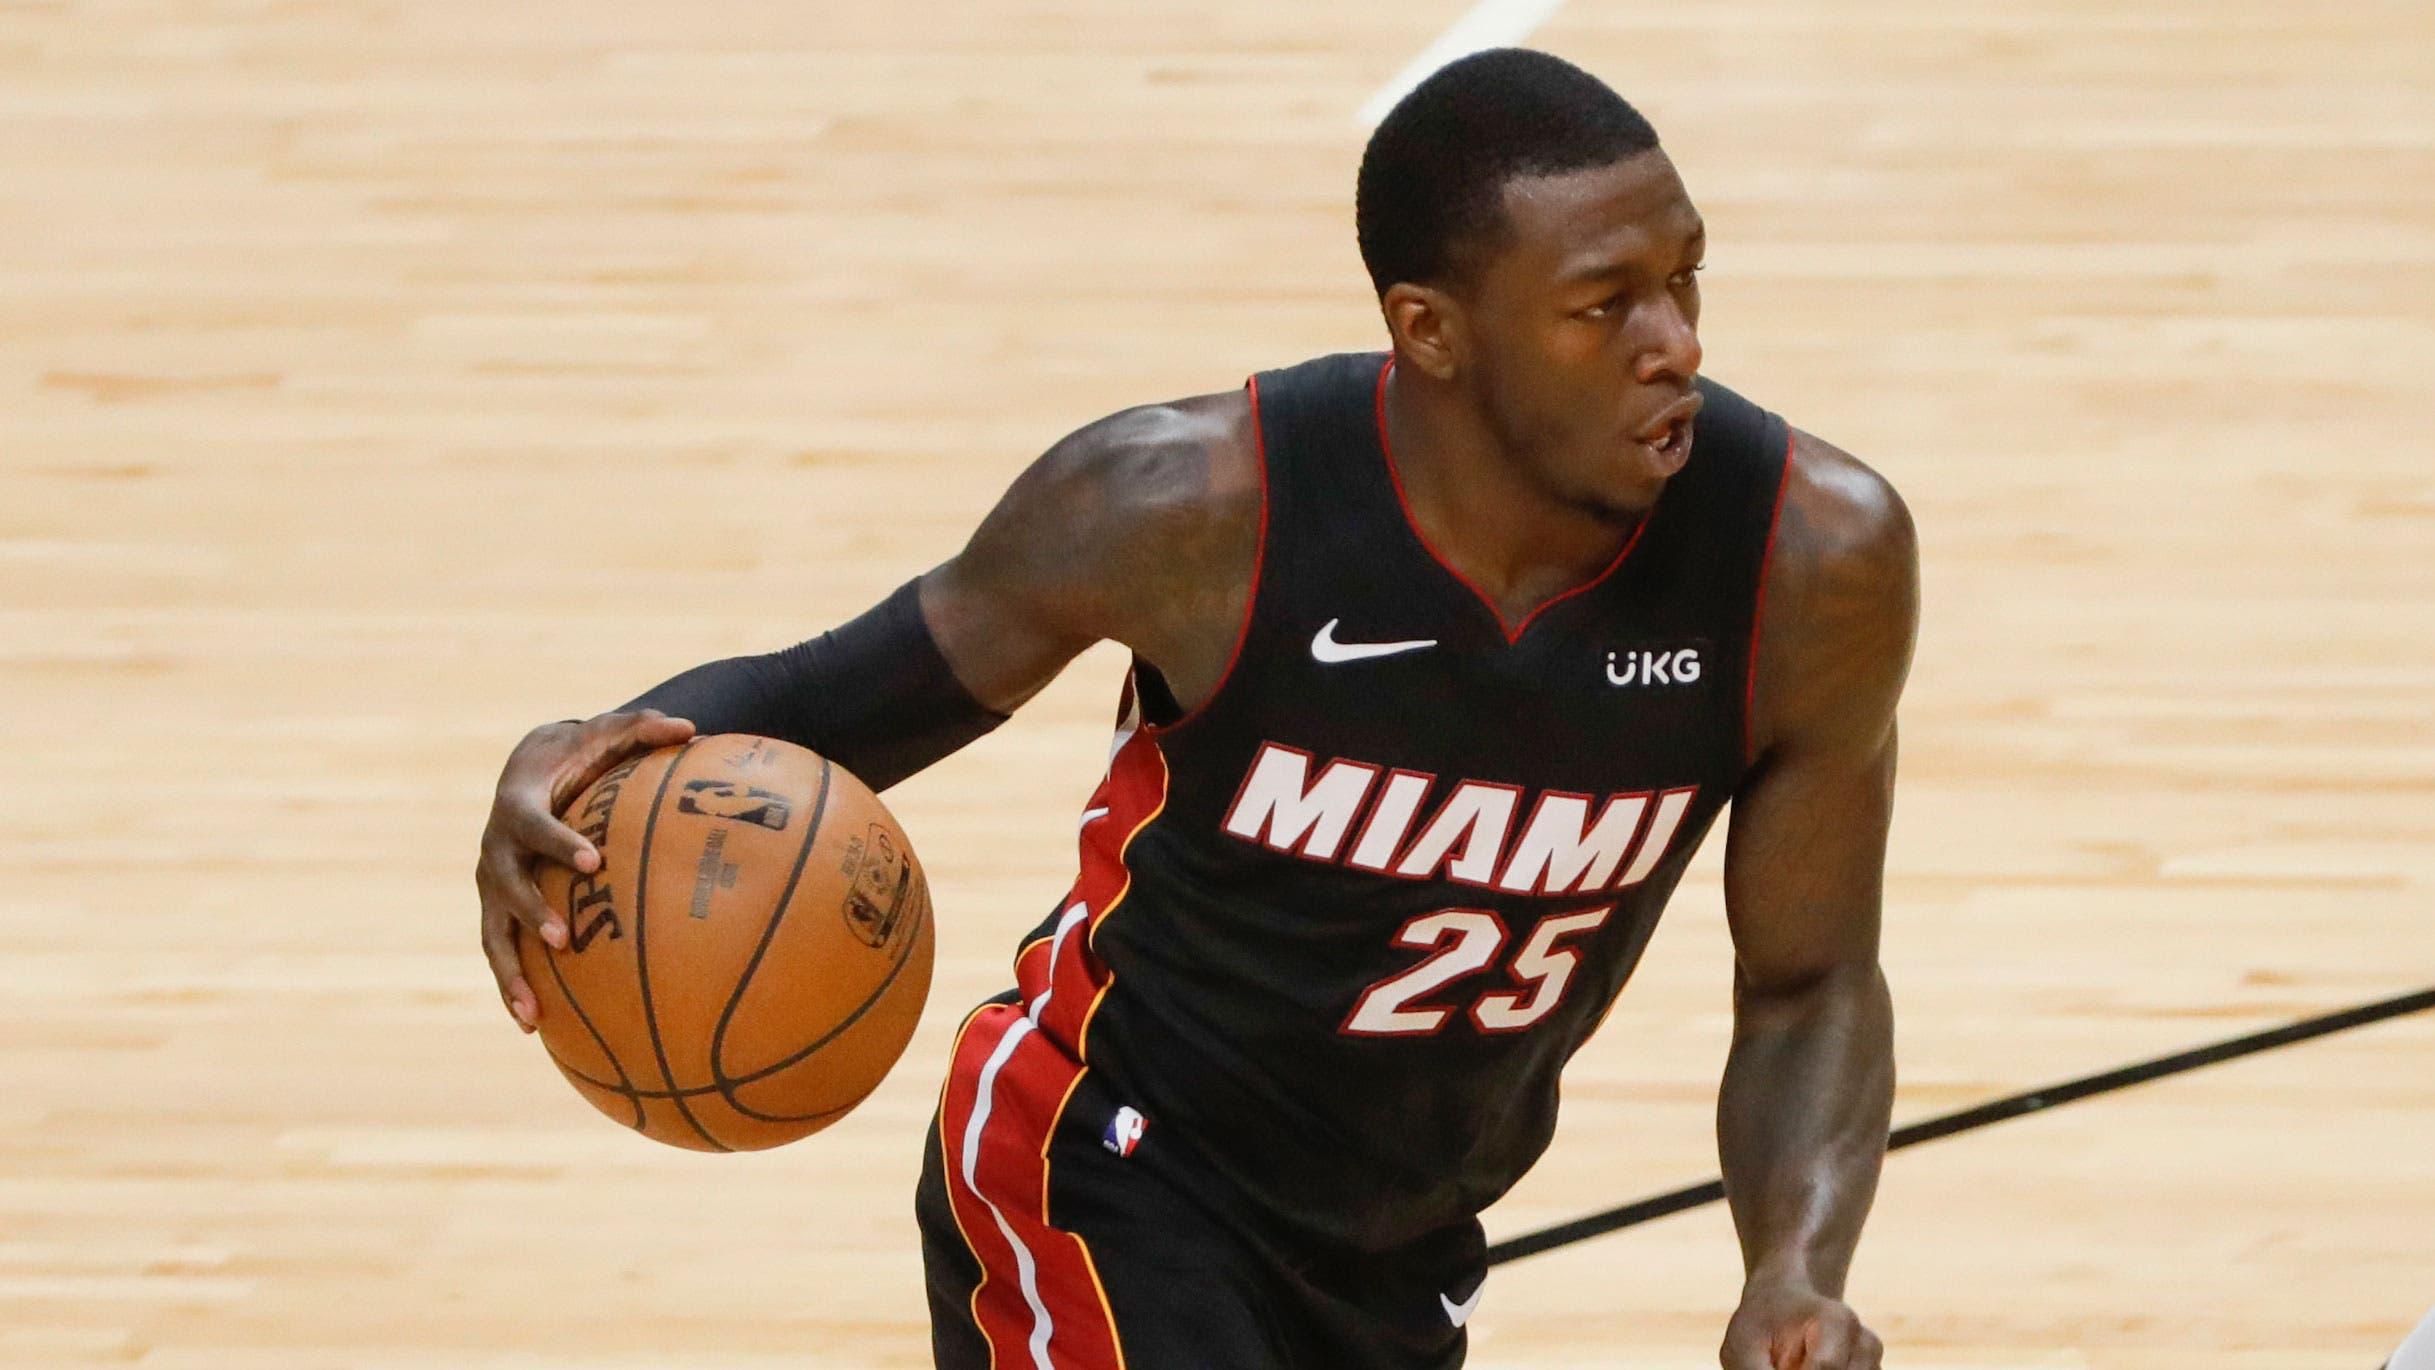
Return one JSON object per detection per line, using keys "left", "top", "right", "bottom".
{"left": 475, "top": 49, "right": 1913, "bottom": 1370}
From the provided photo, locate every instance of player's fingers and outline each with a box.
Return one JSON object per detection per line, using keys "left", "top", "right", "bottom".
{"left": 477, "top": 848, "right": 567, "bottom": 949}
{"left": 480, "top": 906, "right": 538, "bottom": 1032}
{"left": 629, "top": 708, "right": 696, "bottom": 747}
{"left": 1802, "top": 1313, "right": 1855, "bottom": 1370}
{"left": 1720, "top": 1331, "right": 1774, "bottom": 1370}
{"left": 1766, "top": 1321, "right": 1812, "bottom": 1370}
{"left": 495, "top": 796, "right": 597, "bottom": 874}
{"left": 542, "top": 710, "right": 695, "bottom": 834}
{"left": 591, "top": 706, "right": 694, "bottom": 763}
{"left": 1855, "top": 1327, "right": 1883, "bottom": 1369}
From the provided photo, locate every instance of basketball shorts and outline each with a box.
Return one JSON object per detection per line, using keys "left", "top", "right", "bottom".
{"left": 915, "top": 996, "right": 1487, "bottom": 1370}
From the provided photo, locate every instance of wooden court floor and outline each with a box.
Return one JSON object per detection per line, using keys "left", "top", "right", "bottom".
{"left": 3, "top": 0, "right": 2431, "bottom": 1365}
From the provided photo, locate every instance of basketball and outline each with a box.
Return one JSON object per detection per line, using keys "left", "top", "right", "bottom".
{"left": 519, "top": 734, "right": 934, "bottom": 1152}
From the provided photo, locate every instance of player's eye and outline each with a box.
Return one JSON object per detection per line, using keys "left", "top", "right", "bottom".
{"left": 1669, "top": 264, "right": 1705, "bottom": 289}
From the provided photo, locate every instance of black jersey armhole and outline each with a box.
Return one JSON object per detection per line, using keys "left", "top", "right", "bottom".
{"left": 1139, "top": 372, "right": 1272, "bottom": 737}
{"left": 1134, "top": 657, "right": 1186, "bottom": 726}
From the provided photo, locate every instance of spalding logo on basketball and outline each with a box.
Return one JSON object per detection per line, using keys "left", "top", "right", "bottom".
{"left": 520, "top": 735, "right": 934, "bottom": 1152}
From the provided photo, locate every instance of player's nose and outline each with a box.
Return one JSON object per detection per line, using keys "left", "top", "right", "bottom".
{"left": 1634, "top": 300, "right": 1701, "bottom": 384}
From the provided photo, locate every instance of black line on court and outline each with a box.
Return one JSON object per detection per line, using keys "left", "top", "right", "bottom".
{"left": 1487, "top": 984, "right": 2435, "bottom": 1267}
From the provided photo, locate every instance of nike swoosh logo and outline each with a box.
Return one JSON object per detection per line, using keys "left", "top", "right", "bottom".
{"left": 1440, "top": 1281, "right": 1484, "bottom": 1327}
{"left": 1079, "top": 806, "right": 1109, "bottom": 829}
{"left": 1311, "top": 618, "right": 1438, "bottom": 664}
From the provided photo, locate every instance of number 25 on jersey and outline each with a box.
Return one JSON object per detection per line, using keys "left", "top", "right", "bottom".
{"left": 1340, "top": 905, "right": 1613, "bottom": 1037}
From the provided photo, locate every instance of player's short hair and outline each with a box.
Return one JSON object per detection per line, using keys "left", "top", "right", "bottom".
{"left": 1355, "top": 48, "right": 1661, "bottom": 296}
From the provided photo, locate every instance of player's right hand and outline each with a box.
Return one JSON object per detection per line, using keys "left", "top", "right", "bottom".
{"left": 476, "top": 709, "right": 697, "bottom": 1032}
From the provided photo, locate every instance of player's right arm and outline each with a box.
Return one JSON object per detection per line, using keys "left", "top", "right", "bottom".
{"left": 475, "top": 389, "right": 1261, "bottom": 1029}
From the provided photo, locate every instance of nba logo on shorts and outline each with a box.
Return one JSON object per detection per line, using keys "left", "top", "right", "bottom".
{"left": 1102, "top": 1106, "right": 1147, "bottom": 1158}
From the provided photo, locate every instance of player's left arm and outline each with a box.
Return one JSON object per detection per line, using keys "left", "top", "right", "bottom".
{"left": 1714, "top": 427, "right": 1919, "bottom": 1370}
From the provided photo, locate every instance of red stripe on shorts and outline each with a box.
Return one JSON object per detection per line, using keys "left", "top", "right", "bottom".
{"left": 939, "top": 1000, "right": 1126, "bottom": 1369}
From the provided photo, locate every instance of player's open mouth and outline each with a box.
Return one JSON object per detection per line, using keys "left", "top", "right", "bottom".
{"left": 1631, "top": 392, "right": 1702, "bottom": 477}
{"left": 1638, "top": 415, "right": 1695, "bottom": 475}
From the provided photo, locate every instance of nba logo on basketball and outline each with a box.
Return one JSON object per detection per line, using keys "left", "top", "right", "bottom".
{"left": 1102, "top": 1106, "right": 1147, "bottom": 1158}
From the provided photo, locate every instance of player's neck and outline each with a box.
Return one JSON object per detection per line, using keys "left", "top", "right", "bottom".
{"left": 1381, "top": 361, "right": 1641, "bottom": 618}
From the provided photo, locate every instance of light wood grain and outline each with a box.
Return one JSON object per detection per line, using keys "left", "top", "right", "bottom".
{"left": 2, "top": 0, "right": 2429, "bottom": 1365}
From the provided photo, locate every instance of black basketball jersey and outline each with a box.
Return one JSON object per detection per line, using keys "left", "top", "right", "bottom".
{"left": 1005, "top": 349, "right": 1792, "bottom": 1254}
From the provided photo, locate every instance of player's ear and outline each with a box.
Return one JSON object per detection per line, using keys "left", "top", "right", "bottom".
{"left": 1380, "top": 282, "right": 1462, "bottom": 381}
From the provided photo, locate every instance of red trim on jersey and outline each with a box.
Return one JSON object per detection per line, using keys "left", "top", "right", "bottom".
{"left": 1024, "top": 680, "right": 1172, "bottom": 1058}
{"left": 943, "top": 680, "right": 1169, "bottom": 1368}
{"left": 1374, "top": 355, "right": 1653, "bottom": 646}
{"left": 1143, "top": 373, "right": 1270, "bottom": 736}
{"left": 939, "top": 1003, "right": 1127, "bottom": 1370}
{"left": 1743, "top": 427, "right": 1799, "bottom": 769}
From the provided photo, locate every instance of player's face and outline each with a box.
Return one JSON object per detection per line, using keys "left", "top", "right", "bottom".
{"left": 1459, "top": 149, "right": 1706, "bottom": 520}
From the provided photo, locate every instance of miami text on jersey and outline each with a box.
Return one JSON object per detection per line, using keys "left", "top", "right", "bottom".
{"left": 1219, "top": 741, "right": 1699, "bottom": 895}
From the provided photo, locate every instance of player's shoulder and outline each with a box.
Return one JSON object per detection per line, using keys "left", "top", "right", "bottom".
{"left": 950, "top": 382, "right": 1262, "bottom": 661}
{"left": 1744, "top": 423, "right": 1920, "bottom": 757}
{"left": 1774, "top": 425, "right": 1917, "bottom": 620}
{"left": 1036, "top": 387, "right": 1259, "bottom": 519}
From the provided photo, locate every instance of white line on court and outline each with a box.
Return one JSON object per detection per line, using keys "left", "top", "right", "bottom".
{"left": 1357, "top": 0, "right": 1572, "bottom": 126}
{"left": 2391, "top": 1305, "right": 2435, "bottom": 1370}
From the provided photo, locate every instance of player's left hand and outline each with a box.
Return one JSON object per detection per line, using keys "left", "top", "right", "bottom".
{"left": 1720, "top": 1275, "right": 1882, "bottom": 1370}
